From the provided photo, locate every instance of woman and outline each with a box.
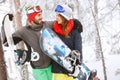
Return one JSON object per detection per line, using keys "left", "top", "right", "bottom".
{"left": 52, "top": 4, "right": 83, "bottom": 80}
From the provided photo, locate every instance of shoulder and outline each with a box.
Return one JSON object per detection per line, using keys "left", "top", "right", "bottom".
{"left": 12, "top": 26, "right": 30, "bottom": 41}
{"left": 14, "top": 26, "right": 29, "bottom": 34}
{"left": 18, "top": 26, "right": 26, "bottom": 31}
{"left": 73, "top": 19, "right": 83, "bottom": 33}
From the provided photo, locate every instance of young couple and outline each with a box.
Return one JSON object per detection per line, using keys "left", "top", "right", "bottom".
{"left": 12, "top": 4, "right": 83, "bottom": 80}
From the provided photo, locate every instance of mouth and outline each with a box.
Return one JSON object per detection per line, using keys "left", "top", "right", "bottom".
{"left": 39, "top": 18, "right": 42, "bottom": 21}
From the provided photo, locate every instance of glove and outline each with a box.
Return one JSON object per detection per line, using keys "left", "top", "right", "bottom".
{"left": 66, "top": 50, "right": 81, "bottom": 66}
{"left": 14, "top": 49, "right": 30, "bottom": 65}
{"left": 69, "top": 65, "right": 81, "bottom": 78}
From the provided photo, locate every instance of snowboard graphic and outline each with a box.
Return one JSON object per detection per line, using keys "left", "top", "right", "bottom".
{"left": 39, "top": 28, "right": 74, "bottom": 72}
{"left": 78, "top": 63, "right": 91, "bottom": 80}
{"left": 78, "top": 63, "right": 98, "bottom": 80}
{"left": 39, "top": 28, "right": 99, "bottom": 80}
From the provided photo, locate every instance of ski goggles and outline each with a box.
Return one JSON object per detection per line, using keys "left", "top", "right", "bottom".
{"left": 55, "top": 5, "right": 65, "bottom": 13}
{"left": 27, "top": 6, "right": 42, "bottom": 14}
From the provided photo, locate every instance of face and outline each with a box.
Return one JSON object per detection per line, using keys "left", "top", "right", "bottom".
{"left": 56, "top": 14, "right": 63, "bottom": 24}
{"left": 32, "top": 12, "right": 43, "bottom": 25}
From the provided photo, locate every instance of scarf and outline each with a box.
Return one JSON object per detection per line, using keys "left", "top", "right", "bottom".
{"left": 53, "top": 19, "right": 74, "bottom": 36}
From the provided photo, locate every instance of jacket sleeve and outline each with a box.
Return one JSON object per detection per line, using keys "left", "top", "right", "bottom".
{"left": 12, "top": 30, "right": 23, "bottom": 45}
{"left": 73, "top": 29, "right": 83, "bottom": 61}
{"left": 44, "top": 21, "right": 54, "bottom": 28}
{"left": 0, "top": 23, "right": 23, "bottom": 46}
{"left": 74, "top": 30, "right": 82, "bottom": 54}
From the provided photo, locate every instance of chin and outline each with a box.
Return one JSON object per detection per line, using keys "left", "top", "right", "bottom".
{"left": 39, "top": 20, "right": 42, "bottom": 24}
{"left": 58, "top": 21, "right": 62, "bottom": 24}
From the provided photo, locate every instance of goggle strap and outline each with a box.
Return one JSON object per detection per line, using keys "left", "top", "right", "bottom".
{"left": 27, "top": 7, "right": 42, "bottom": 14}
{"left": 27, "top": 9, "right": 35, "bottom": 14}
{"left": 34, "top": 7, "right": 39, "bottom": 12}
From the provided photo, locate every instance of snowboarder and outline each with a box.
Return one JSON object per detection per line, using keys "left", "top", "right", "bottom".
{"left": 2, "top": 5, "right": 54, "bottom": 80}
{"left": 52, "top": 4, "right": 83, "bottom": 80}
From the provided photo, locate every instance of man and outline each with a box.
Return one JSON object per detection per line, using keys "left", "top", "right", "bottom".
{"left": 12, "top": 5, "right": 54, "bottom": 80}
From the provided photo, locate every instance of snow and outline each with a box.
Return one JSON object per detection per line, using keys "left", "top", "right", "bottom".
{"left": 106, "top": 54, "right": 120, "bottom": 80}
{"left": 84, "top": 53, "right": 120, "bottom": 80}
{"left": 3, "top": 45, "right": 120, "bottom": 80}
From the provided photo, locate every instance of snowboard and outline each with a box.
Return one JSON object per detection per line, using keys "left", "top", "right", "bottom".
{"left": 1, "top": 14, "right": 22, "bottom": 80}
{"left": 39, "top": 28, "right": 74, "bottom": 72}
{"left": 1, "top": 14, "right": 29, "bottom": 80}
{"left": 39, "top": 28, "right": 98, "bottom": 80}
{"left": 78, "top": 63, "right": 98, "bottom": 80}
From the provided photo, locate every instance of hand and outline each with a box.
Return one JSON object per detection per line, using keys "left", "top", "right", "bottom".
{"left": 14, "top": 49, "right": 29, "bottom": 65}
{"left": 68, "top": 50, "right": 81, "bottom": 65}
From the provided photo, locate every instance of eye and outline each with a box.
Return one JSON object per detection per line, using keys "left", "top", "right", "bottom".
{"left": 37, "top": 13, "right": 42, "bottom": 16}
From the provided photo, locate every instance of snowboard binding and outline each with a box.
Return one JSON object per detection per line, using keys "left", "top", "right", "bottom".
{"left": 66, "top": 50, "right": 81, "bottom": 66}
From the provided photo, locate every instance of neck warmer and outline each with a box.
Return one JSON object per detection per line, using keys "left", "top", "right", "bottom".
{"left": 27, "top": 22, "right": 43, "bottom": 31}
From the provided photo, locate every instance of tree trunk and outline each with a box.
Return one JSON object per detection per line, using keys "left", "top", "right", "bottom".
{"left": 118, "top": 0, "right": 120, "bottom": 7}
{"left": 93, "top": 0, "right": 101, "bottom": 60}
{"left": 13, "top": 0, "right": 28, "bottom": 80}
{"left": 13, "top": 0, "right": 22, "bottom": 29}
{"left": 91, "top": 0, "right": 107, "bottom": 80}
{"left": 13, "top": 0, "right": 24, "bottom": 49}
{"left": 0, "top": 37, "right": 7, "bottom": 80}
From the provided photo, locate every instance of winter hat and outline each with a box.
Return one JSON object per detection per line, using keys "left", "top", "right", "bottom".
{"left": 25, "top": 5, "right": 42, "bottom": 22}
{"left": 55, "top": 4, "right": 72, "bottom": 20}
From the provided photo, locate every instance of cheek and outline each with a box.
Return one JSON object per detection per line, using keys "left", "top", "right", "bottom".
{"left": 56, "top": 16, "right": 62, "bottom": 24}
{"left": 38, "top": 15, "right": 42, "bottom": 20}
{"left": 35, "top": 13, "right": 42, "bottom": 20}
{"left": 36, "top": 16, "right": 42, "bottom": 22}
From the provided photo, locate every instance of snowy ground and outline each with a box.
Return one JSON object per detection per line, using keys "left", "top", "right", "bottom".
{"left": 84, "top": 54, "right": 120, "bottom": 80}
{"left": 3, "top": 46, "right": 120, "bottom": 80}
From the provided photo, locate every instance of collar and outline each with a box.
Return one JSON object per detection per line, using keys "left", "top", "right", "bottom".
{"left": 27, "top": 22, "right": 43, "bottom": 31}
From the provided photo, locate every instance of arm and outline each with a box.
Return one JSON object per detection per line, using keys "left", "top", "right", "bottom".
{"left": 74, "top": 32, "right": 82, "bottom": 54}
{"left": 1, "top": 25, "right": 22, "bottom": 46}
{"left": 75, "top": 32, "right": 83, "bottom": 62}
{"left": 68, "top": 31, "right": 82, "bottom": 77}
{"left": 12, "top": 29, "right": 23, "bottom": 45}
{"left": 45, "top": 21, "right": 54, "bottom": 28}
{"left": 73, "top": 19, "right": 83, "bottom": 61}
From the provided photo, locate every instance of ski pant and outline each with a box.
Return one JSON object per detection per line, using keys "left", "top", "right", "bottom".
{"left": 53, "top": 73, "right": 76, "bottom": 80}
{"left": 32, "top": 65, "right": 53, "bottom": 80}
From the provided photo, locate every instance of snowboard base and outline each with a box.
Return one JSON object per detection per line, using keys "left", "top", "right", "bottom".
{"left": 40, "top": 28, "right": 74, "bottom": 73}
